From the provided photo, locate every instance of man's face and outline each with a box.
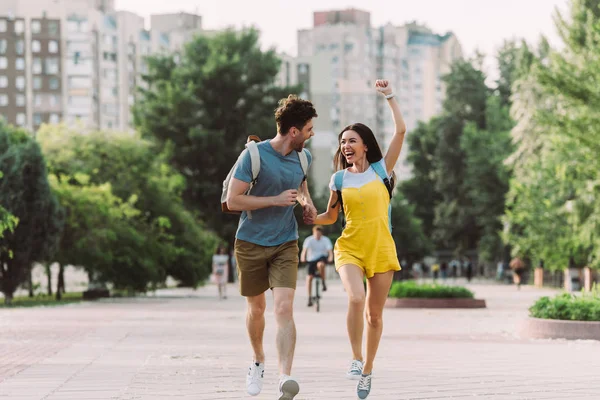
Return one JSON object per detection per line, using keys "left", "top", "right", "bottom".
{"left": 292, "top": 119, "right": 314, "bottom": 152}
{"left": 314, "top": 229, "right": 322, "bottom": 239}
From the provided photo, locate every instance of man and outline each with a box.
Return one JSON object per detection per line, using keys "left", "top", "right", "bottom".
{"left": 226, "top": 94, "right": 318, "bottom": 399}
{"left": 300, "top": 225, "right": 333, "bottom": 306}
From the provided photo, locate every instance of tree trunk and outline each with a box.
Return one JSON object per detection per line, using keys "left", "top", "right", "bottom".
{"left": 28, "top": 267, "right": 34, "bottom": 297}
{"left": 58, "top": 264, "right": 65, "bottom": 294}
{"left": 56, "top": 263, "right": 64, "bottom": 301}
{"left": 4, "top": 293, "right": 12, "bottom": 306}
{"left": 46, "top": 263, "right": 52, "bottom": 296}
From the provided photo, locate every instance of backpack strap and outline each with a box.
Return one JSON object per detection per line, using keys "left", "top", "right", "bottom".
{"left": 245, "top": 141, "right": 260, "bottom": 185}
{"left": 331, "top": 170, "right": 346, "bottom": 229}
{"left": 297, "top": 149, "right": 309, "bottom": 182}
{"left": 244, "top": 141, "right": 261, "bottom": 220}
{"left": 371, "top": 160, "right": 393, "bottom": 199}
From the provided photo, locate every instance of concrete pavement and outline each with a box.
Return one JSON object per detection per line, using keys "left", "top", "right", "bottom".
{"left": 0, "top": 278, "right": 599, "bottom": 399}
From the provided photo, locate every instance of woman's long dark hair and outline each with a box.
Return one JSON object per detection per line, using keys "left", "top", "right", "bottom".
{"left": 333, "top": 123, "right": 396, "bottom": 189}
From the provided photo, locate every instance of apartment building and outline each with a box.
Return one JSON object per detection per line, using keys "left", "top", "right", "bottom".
{"left": 294, "top": 9, "right": 462, "bottom": 193}
{"left": 0, "top": 0, "right": 203, "bottom": 133}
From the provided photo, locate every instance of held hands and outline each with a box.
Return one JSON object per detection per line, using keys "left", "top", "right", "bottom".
{"left": 375, "top": 79, "right": 393, "bottom": 96}
{"left": 303, "top": 204, "right": 317, "bottom": 225}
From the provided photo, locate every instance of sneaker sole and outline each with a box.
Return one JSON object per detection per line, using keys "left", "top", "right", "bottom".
{"left": 346, "top": 373, "right": 361, "bottom": 381}
{"left": 278, "top": 380, "right": 300, "bottom": 400}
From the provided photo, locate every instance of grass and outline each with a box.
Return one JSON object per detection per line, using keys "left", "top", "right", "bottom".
{"left": 0, "top": 292, "right": 83, "bottom": 308}
{"left": 529, "top": 286, "right": 600, "bottom": 322}
{"left": 388, "top": 281, "right": 474, "bottom": 299}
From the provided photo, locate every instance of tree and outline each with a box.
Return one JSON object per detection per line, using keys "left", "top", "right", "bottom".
{"left": 0, "top": 122, "right": 63, "bottom": 304}
{"left": 399, "top": 118, "right": 442, "bottom": 239}
{"left": 0, "top": 172, "right": 18, "bottom": 241}
{"left": 390, "top": 193, "right": 432, "bottom": 263}
{"left": 37, "top": 125, "right": 219, "bottom": 288}
{"left": 432, "top": 59, "right": 489, "bottom": 254}
{"left": 461, "top": 96, "right": 514, "bottom": 262}
{"left": 504, "top": 0, "right": 600, "bottom": 270}
{"left": 133, "top": 28, "right": 301, "bottom": 245}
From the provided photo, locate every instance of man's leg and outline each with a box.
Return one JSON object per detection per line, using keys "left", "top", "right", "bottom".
{"left": 273, "top": 287, "right": 296, "bottom": 375}
{"left": 268, "top": 241, "right": 300, "bottom": 399}
{"left": 247, "top": 293, "right": 267, "bottom": 363}
{"left": 306, "top": 274, "right": 313, "bottom": 306}
{"left": 235, "top": 239, "right": 270, "bottom": 396}
{"left": 317, "top": 260, "right": 327, "bottom": 290}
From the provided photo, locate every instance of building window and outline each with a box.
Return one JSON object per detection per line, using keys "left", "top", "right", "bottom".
{"left": 31, "top": 20, "right": 41, "bottom": 34}
{"left": 33, "top": 76, "right": 42, "bottom": 89}
{"left": 50, "top": 94, "right": 59, "bottom": 107}
{"left": 0, "top": 75, "right": 8, "bottom": 88}
{"left": 49, "top": 114, "right": 60, "bottom": 124}
{"left": 15, "top": 40, "right": 24, "bottom": 55}
{"left": 46, "top": 58, "right": 59, "bottom": 75}
{"left": 0, "top": 57, "right": 6, "bottom": 69}
{"left": 49, "top": 77, "right": 59, "bottom": 90}
{"left": 48, "top": 21, "right": 59, "bottom": 36}
{"left": 16, "top": 76, "right": 25, "bottom": 91}
{"left": 33, "top": 58, "right": 42, "bottom": 74}
{"left": 14, "top": 20, "right": 24, "bottom": 34}
{"left": 0, "top": 40, "right": 6, "bottom": 54}
{"left": 34, "top": 94, "right": 42, "bottom": 106}
{"left": 16, "top": 94, "right": 25, "bottom": 107}
{"left": 32, "top": 40, "right": 41, "bottom": 53}
{"left": 0, "top": 19, "right": 6, "bottom": 33}
{"left": 0, "top": 94, "right": 8, "bottom": 106}
{"left": 15, "top": 58, "right": 25, "bottom": 70}
{"left": 33, "top": 113, "right": 42, "bottom": 126}
{"left": 16, "top": 113, "right": 26, "bottom": 126}
{"left": 49, "top": 40, "right": 58, "bottom": 53}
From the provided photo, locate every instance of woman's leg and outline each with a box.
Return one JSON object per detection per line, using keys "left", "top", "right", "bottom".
{"left": 363, "top": 270, "right": 394, "bottom": 375}
{"left": 338, "top": 264, "right": 366, "bottom": 362}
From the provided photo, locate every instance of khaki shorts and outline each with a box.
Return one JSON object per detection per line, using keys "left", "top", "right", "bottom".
{"left": 234, "top": 239, "right": 299, "bottom": 297}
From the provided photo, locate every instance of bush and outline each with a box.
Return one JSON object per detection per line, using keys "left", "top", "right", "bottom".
{"left": 388, "top": 281, "right": 474, "bottom": 299}
{"left": 529, "top": 288, "right": 600, "bottom": 321}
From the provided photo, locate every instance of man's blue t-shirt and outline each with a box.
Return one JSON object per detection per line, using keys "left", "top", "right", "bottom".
{"left": 233, "top": 140, "right": 312, "bottom": 247}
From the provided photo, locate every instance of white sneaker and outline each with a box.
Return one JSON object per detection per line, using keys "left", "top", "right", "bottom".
{"left": 246, "top": 361, "right": 264, "bottom": 396}
{"left": 346, "top": 359, "right": 363, "bottom": 380}
{"left": 278, "top": 375, "right": 299, "bottom": 400}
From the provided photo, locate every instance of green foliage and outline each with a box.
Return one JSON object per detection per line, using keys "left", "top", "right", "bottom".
{"left": 433, "top": 59, "right": 489, "bottom": 253}
{"left": 0, "top": 291, "right": 82, "bottom": 308}
{"left": 529, "top": 287, "right": 600, "bottom": 321}
{"left": 133, "top": 28, "right": 301, "bottom": 243}
{"left": 400, "top": 119, "right": 442, "bottom": 238}
{"left": 388, "top": 281, "right": 474, "bottom": 299}
{"left": 0, "top": 172, "right": 18, "bottom": 241}
{"left": 0, "top": 121, "right": 64, "bottom": 303}
{"left": 504, "top": 0, "right": 600, "bottom": 270}
{"left": 390, "top": 193, "right": 432, "bottom": 262}
{"left": 461, "top": 96, "right": 514, "bottom": 262}
{"left": 37, "top": 125, "right": 219, "bottom": 288}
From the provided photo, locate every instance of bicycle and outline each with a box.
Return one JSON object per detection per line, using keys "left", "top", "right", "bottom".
{"left": 310, "top": 271, "right": 322, "bottom": 312}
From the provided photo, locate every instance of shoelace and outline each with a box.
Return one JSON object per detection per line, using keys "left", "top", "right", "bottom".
{"left": 248, "top": 365, "right": 263, "bottom": 380}
{"left": 350, "top": 360, "right": 362, "bottom": 373}
{"left": 358, "top": 375, "right": 371, "bottom": 391}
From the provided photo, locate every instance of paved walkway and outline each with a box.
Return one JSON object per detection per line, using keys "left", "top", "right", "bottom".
{"left": 0, "top": 278, "right": 599, "bottom": 399}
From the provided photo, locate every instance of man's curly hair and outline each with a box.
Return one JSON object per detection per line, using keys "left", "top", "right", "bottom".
{"left": 274, "top": 95, "right": 318, "bottom": 135}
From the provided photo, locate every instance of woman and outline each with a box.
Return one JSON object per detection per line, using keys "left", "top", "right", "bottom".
{"left": 212, "top": 245, "right": 229, "bottom": 299}
{"left": 314, "top": 79, "right": 406, "bottom": 399}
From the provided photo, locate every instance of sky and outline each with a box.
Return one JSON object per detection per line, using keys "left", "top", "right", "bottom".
{"left": 115, "top": 0, "right": 569, "bottom": 79}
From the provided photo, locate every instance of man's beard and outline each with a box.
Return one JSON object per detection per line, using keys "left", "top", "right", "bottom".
{"left": 294, "top": 141, "right": 305, "bottom": 152}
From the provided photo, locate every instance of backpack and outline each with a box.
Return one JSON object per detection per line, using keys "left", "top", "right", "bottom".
{"left": 221, "top": 135, "right": 310, "bottom": 219}
{"left": 331, "top": 160, "right": 393, "bottom": 232}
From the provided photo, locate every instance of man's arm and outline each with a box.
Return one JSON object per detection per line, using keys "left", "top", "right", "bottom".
{"left": 297, "top": 180, "right": 314, "bottom": 207}
{"left": 298, "top": 180, "right": 317, "bottom": 224}
{"left": 226, "top": 177, "right": 297, "bottom": 211}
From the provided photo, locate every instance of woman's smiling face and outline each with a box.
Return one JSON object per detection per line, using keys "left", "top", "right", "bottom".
{"left": 340, "top": 130, "right": 367, "bottom": 164}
